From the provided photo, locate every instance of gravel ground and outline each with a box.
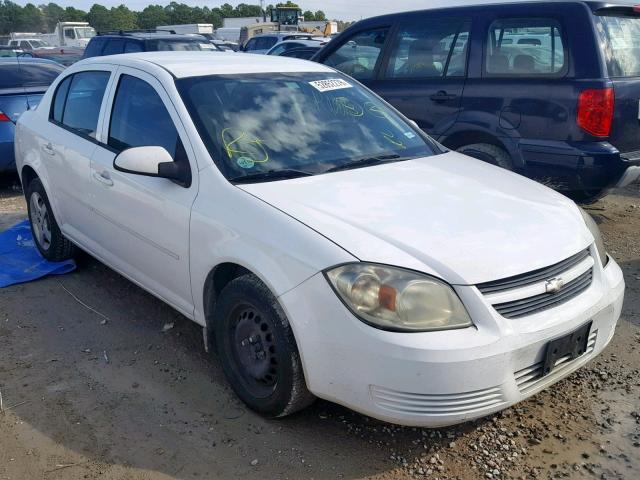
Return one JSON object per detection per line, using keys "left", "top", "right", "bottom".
{"left": 0, "top": 173, "right": 638, "bottom": 480}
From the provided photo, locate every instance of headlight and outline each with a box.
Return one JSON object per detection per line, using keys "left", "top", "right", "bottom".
{"left": 579, "top": 207, "right": 608, "bottom": 266}
{"left": 325, "top": 263, "right": 472, "bottom": 332}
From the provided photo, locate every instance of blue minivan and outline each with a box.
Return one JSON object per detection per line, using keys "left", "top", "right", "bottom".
{"left": 313, "top": 1, "right": 640, "bottom": 201}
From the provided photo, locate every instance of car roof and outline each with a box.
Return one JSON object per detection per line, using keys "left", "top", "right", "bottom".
{"left": 95, "top": 32, "right": 203, "bottom": 40}
{"left": 77, "top": 51, "right": 334, "bottom": 77}
{"left": 346, "top": 0, "right": 631, "bottom": 25}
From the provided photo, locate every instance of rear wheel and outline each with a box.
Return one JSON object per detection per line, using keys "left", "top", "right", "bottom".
{"left": 26, "top": 178, "right": 75, "bottom": 261}
{"left": 456, "top": 143, "right": 513, "bottom": 170}
{"left": 213, "top": 274, "right": 315, "bottom": 417}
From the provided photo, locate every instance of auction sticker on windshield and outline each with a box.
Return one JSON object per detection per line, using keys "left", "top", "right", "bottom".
{"left": 309, "top": 78, "right": 352, "bottom": 92}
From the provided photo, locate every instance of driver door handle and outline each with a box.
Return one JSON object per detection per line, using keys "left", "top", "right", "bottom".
{"left": 430, "top": 90, "right": 457, "bottom": 102}
{"left": 93, "top": 170, "right": 114, "bottom": 187}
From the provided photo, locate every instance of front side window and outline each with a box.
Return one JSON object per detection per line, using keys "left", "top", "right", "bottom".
{"left": 108, "top": 75, "right": 179, "bottom": 158}
{"left": 323, "top": 28, "right": 389, "bottom": 80}
{"left": 386, "top": 19, "right": 470, "bottom": 79}
{"left": 59, "top": 71, "right": 110, "bottom": 138}
{"left": 598, "top": 15, "right": 640, "bottom": 77}
{"left": 177, "top": 72, "right": 438, "bottom": 182}
{"left": 485, "top": 18, "right": 566, "bottom": 76}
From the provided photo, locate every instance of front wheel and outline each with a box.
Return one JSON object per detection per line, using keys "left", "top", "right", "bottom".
{"left": 213, "top": 274, "right": 315, "bottom": 417}
{"left": 26, "top": 177, "right": 75, "bottom": 261}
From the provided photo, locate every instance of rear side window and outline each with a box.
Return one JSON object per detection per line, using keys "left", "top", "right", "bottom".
{"left": 386, "top": 18, "right": 471, "bottom": 78}
{"left": 0, "top": 62, "right": 63, "bottom": 89}
{"left": 108, "top": 75, "right": 179, "bottom": 158}
{"left": 485, "top": 18, "right": 566, "bottom": 76}
{"left": 55, "top": 71, "right": 110, "bottom": 138}
{"left": 147, "top": 39, "right": 203, "bottom": 51}
{"left": 102, "top": 38, "right": 125, "bottom": 56}
{"left": 323, "top": 27, "right": 389, "bottom": 80}
{"left": 599, "top": 15, "right": 640, "bottom": 77}
{"left": 124, "top": 40, "right": 144, "bottom": 53}
{"left": 83, "top": 38, "right": 105, "bottom": 58}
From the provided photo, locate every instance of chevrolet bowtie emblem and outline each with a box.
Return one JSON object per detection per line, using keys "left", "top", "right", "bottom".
{"left": 545, "top": 277, "right": 565, "bottom": 293}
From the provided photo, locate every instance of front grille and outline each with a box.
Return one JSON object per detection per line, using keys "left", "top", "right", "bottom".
{"left": 477, "top": 249, "right": 590, "bottom": 294}
{"left": 493, "top": 268, "right": 593, "bottom": 319}
{"left": 514, "top": 330, "right": 597, "bottom": 394}
{"left": 370, "top": 385, "right": 505, "bottom": 416}
{"left": 477, "top": 249, "right": 594, "bottom": 319}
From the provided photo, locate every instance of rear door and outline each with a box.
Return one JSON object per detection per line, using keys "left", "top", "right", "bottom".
{"left": 596, "top": 10, "right": 640, "bottom": 155}
{"left": 371, "top": 16, "right": 471, "bottom": 136}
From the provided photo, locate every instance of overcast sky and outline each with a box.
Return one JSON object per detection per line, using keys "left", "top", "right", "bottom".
{"left": 13, "top": 0, "right": 523, "bottom": 22}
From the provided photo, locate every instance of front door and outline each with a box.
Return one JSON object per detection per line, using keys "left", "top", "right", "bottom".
{"left": 371, "top": 17, "right": 471, "bottom": 137}
{"left": 88, "top": 68, "right": 198, "bottom": 316}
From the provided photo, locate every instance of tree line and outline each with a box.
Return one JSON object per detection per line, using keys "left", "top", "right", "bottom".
{"left": 0, "top": 1, "right": 335, "bottom": 35}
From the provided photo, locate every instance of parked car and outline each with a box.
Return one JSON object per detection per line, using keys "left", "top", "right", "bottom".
{"left": 6, "top": 38, "right": 52, "bottom": 50}
{"left": 241, "top": 32, "right": 323, "bottom": 54}
{"left": 279, "top": 45, "right": 323, "bottom": 60}
{"left": 266, "top": 38, "right": 329, "bottom": 56}
{"left": 82, "top": 30, "right": 215, "bottom": 59}
{"left": 0, "top": 57, "right": 63, "bottom": 172}
{"left": 312, "top": 0, "right": 640, "bottom": 202}
{"left": 15, "top": 52, "right": 624, "bottom": 427}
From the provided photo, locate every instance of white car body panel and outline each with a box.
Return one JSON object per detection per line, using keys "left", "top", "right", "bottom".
{"left": 13, "top": 52, "right": 624, "bottom": 427}
{"left": 240, "top": 152, "right": 591, "bottom": 285}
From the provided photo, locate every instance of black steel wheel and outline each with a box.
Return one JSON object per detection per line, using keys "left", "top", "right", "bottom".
{"left": 213, "top": 274, "right": 315, "bottom": 417}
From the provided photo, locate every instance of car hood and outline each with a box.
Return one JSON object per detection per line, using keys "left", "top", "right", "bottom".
{"left": 238, "top": 151, "right": 592, "bottom": 285}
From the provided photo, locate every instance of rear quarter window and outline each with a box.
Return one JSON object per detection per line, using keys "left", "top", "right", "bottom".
{"left": 83, "top": 38, "right": 105, "bottom": 58}
{"left": 485, "top": 18, "right": 567, "bottom": 77}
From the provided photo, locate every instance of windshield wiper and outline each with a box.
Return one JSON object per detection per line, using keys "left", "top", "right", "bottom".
{"left": 230, "top": 168, "right": 314, "bottom": 184}
{"left": 324, "top": 154, "right": 408, "bottom": 173}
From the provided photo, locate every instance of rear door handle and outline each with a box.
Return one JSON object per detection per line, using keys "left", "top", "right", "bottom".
{"left": 93, "top": 170, "right": 114, "bottom": 187}
{"left": 430, "top": 91, "right": 457, "bottom": 102}
{"left": 41, "top": 142, "right": 55, "bottom": 156}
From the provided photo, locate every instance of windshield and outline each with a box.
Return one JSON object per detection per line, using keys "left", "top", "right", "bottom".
{"left": 599, "top": 15, "right": 640, "bottom": 77}
{"left": 149, "top": 39, "right": 204, "bottom": 51}
{"left": 177, "top": 72, "right": 437, "bottom": 181}
{"left": 76, "top": 27, "right": 96, "bottom": 39}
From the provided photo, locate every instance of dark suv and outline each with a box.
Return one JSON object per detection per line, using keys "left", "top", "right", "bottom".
{"left": 82, "top": 30, "right": 215, "bottom": 59}
{"left": 313, "top": 1, "right": 640, "bottom": 201}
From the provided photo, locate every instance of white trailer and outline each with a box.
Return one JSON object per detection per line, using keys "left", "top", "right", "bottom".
{"left": 157, "top": 24, "right": 214, "bottom": 35}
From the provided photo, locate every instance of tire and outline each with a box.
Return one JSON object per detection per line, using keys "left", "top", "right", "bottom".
{"left": 456, "top": 143, "right": 513, "bottom": 170}
{"left": 26, "top": 177, "right": 75, "bottom": 262}
{"left": 213, "top": 274, "right": 315, "bottom": 417}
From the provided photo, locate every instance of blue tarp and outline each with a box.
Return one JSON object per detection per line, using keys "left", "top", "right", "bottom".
{"left": 0, "top": 220, "right": 75, "bottom": 288}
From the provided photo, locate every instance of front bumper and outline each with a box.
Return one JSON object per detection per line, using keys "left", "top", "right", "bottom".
{"left": 280, "top": 257, "right": 624, "bottom": 427}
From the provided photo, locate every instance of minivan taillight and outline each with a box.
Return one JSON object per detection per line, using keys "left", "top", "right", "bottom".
{"left": 577, "top": 88, "right": 614, "bottom": 137}
{"left": 0, "top": 111, "right": 10, "bottom": 122}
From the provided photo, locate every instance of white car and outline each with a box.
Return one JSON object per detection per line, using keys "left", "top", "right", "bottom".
{"left": 14, "top": 52, "right": 624, "bottom": 427}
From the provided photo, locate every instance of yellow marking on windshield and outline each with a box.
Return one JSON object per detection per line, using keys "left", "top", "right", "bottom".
{"left": 382, "top": 131, "right": 406, "bottom": 149}
{"left": 222, "top": 128, "right": 269, "bottom": 163}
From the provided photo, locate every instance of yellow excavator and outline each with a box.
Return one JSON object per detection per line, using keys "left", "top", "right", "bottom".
{"left": 239, "top": 5, "right": 334, "bottom": 46}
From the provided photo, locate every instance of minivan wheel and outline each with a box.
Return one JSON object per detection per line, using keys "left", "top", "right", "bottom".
{"left": 213, "top": 274, "right": 315, "bottom": 417}
{"left": 26, "top": 177, "right": 75, "bottom": 261}
{"left": 456, "top": 143, "right": 513, "bottom": 170}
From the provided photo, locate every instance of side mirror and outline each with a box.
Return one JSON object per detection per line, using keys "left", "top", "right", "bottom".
{"left": 113, "top": 146, "right": 190, "bottom": 187}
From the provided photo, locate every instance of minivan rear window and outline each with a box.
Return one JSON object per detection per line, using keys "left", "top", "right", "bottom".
{"left": 599, "top": 16, "right": 640, "bottom": 77}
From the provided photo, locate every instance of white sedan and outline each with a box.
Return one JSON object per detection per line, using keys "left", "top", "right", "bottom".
{"left": 14, "top": 52, "right": 624, "bottom": 426}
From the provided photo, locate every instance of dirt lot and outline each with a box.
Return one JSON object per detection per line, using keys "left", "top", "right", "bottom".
{"left": 1, "top": 173, "right": 639, "bottom": 480}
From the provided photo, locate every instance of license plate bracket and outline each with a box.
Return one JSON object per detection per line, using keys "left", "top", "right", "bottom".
{"left": 542, "top": 321, "right": 592, "bottom": 377}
